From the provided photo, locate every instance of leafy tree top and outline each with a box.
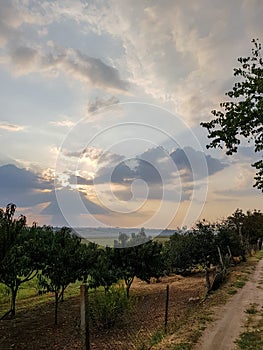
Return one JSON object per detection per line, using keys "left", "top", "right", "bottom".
{"left": 201, "top": 39, "right": 263, "bottom": 190}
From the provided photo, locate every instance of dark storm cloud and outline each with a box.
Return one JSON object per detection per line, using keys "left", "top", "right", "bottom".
{"left": 0, "top": 164, "right": 53, "bottom": 207}
{"left": 0, "top": 164, "right": 106, "bottom": 218}
{"left": 91, "top": 146, "right": 227, "bottom": 188}
{"left": 90, "top": 146, "right": 226, "bottom": 202}
{"left": 170, "top": 147, "right": 227, "bottom": 180}
{"left": 0, "top": 164, "right": 52, "bottom": 192}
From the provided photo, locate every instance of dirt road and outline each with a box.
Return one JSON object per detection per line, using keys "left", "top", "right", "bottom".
{"left": 194, "top": 258, "right": 263, "bottom": 350}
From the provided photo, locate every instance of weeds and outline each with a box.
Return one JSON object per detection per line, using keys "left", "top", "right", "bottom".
{"left": 235, "top": 302, "right": 263, "bottom": 349}
{"left": 245, "top": 304, "right": 258, "bottom": 315}
{"left": 89, "top": 284, "right": 135, "bottom": 329}
{"left": 231, "top": 275, "right": 248, "bottom": 289}
{"left": 150, "top": 328, "right": 166, "bottom": 346}
{"left": 235, "top": 330, "right": 263, "bottom": 349}
{"left": 227, "top": 288, "right": 237, "bottom": 295}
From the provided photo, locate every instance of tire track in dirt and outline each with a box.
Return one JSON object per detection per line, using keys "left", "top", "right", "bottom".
{"left": 194, "top": 258, "right": 263, "bottom": 350}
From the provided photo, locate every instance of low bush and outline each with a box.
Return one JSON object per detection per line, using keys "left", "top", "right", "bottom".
{"left": 89, "top": 283, "right": 136, "bottom": 329}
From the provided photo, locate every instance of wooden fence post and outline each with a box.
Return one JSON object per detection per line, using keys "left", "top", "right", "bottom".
{"left": 164, "top": 284, "right": 169, "bottom": 333}
{"left": 80, "top": 284, "right": 90, "bottom": 350}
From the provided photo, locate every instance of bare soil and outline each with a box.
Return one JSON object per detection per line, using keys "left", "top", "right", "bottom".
{"left": 0, "top": 275, "right": 206, "bottom": 350}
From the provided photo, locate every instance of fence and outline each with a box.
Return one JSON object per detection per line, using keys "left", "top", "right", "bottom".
{"left": 81, "top": 274, "right": 206, "bottom": 350}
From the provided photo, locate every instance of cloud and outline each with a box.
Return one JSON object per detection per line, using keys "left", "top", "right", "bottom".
{"left": 34, "top": 46, "right": 129, "bottom": 91}
{"left": 3, "top": 43, "right": 129, "bottom": 92}
{"left": 10, "top": 46, "right": 38, "bottom": 73}
{"left": 68, "top": 174, "right": 93, "bottom": 186}
{"left": 91, "top": 146, "right": 226, "bottom": 186}
{"left": 170, "top": 147, "right": 227, "bottom": 180}
{"left": 0, "top": 1, "right": 129, "bottom": 91}
{"left": 0, "top": 122, "right": 26, "bottom": 132}
{"left": 88, "top": 96, "right": 120, "bottom": 113}
{"left": 75, "top": 51, "right": 129, "bottom": 92}
{"left": 233, "top": 146, "right": 260, "bottom": 163}
{"left": 63, "top": 146, "right": 104, "bottom": 160}
{"left": 88, "top": 146, "right": 226, "bottom": 204}
{"left": 49, "top": 120, "right": 75, "bottom": 127}
{"left": 0, "top": 164, "right": 107, "bottom": 226}
{"left": 0, "top": 164, "right": 52, "bottom": 192}
{"left": 0, "top": 164, "right": 53, "bottom": 208}
{"left": 80, "top": 0, "right": 263, "bottom": 123}
{"left": 2, "top": 1, "right": 261, "bottom": 122}
{"left": 0, "top": 1, "right": 40, "bottom": 47}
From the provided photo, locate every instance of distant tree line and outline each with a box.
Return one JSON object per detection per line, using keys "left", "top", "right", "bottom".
{"left": 0, "top": 203, "right": 262, "bottom": 324}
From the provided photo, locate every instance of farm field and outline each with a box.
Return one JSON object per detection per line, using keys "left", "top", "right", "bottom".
{"left": 1, "top": 254, "right": 261, "bottom": 350}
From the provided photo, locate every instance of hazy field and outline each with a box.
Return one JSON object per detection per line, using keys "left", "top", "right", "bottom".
{"left": 73, "top": 226, "right": 175, "bottom": 246}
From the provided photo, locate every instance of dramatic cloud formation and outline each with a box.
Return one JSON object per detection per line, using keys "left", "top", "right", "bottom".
{"left": 0, "top": 0, "right": 262, "bottom": 226}
{"left": 0, "top": 164, "right": 52, "bottom": 207}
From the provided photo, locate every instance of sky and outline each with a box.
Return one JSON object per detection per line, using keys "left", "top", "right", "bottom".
{"left": 0, "top": 0, "right": 262, "bottom": 230}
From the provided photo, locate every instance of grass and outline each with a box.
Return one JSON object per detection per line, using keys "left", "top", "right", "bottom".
{"left": 150, "top": 329, "right": 166, "bottom": 346}
{"left": 236, "top": 332, "right": 263, "bottom": 350}
{"left": 235, "top": 302, "right": 263, "bottom": 349}
{"left": 227, "top": 288, "right": 238, "bottom": 295}
{"left": 254, "top": 250, "right": 263, "bottom": 260}
{"left": 198, "top": 313, "right": 214, "bottom": 323}
{"left": 245, "top": 304, "right": 258, "bottom": 315}
{"left": 230, "top": 274, "right": 249, "bottom": 289}
{"left": 0, "top": 278, "right": 82, "bottom": 316}
{"left": 233, "top": 280, "right": 246, "bottom": 288}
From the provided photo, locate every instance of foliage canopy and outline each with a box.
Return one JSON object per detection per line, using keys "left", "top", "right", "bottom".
{"left": 201, "top": 39, "right": 263, "bottom": 190}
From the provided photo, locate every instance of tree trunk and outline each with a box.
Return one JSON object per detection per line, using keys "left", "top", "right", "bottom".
{"left": 11, "top": 287, "right": 18, "bottom": 317}
{"left": 205, "top": 267, "right": 211, "bottom": 291}
{"left": 61, "top": 287, "right": 65, "bottom": 302}
{"left": 55, "top": 291, "right": 59, "bottom": 325}
{"left": 125, "top": 276, "right": 134, "bottom": 298}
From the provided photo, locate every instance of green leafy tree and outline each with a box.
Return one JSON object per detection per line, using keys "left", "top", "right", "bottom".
{"left": 113, "top": 236, "right": 164, "bottom": 298}
{"left": 135, "top": 240, "right": 164, "bottom": 283}
{"left": 241, "top": 209, "right": 263, "bottom": 246}
{"left": 215, "top": 224, "right": 243, "bottom": 258}
{"left": 225, "top": 208, "right": 263, "bottom": 254}
{"left": 0, "top": 203, "right": 25, "bottom": 265}
{"left": 79, "top": 241, "right": 100, "bottom": 285}
{"left": 166, "top": 224, "right": 223, "bottom": 289}
{"left": 89, "top": 247, "right": 120, "bottom": 292}
{"left": 0, "top": 206, "right": 44, "bottom": 318}
{"left": 164, "top": 232, "right": 194, "bottom": 275}
{"left": 201, "top": 39, "right": 263, "bottom": 190}
{"left": 39, "top": 227, "right": 84, "bottom": 324}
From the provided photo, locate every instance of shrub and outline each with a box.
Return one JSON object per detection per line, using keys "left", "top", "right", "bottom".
{"left": 89, "top": 284, "right": 135, "bottom": 329}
